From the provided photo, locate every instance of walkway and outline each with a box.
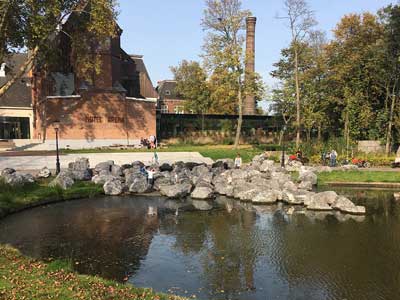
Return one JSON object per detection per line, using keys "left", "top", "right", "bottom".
{"left": 0, "top": 152, "right": 214, "bottom": 171}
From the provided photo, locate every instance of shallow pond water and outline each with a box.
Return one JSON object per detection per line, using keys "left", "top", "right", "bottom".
{"left": 0, "top": 188, "right": 399, "bottom": 300}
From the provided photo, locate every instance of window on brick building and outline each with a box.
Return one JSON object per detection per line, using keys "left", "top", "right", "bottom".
{"left": 174, "top": 106, "right": 185, "bottom": 114}
{"left": 161, "top": 105, "right": 169, "bottom": 113}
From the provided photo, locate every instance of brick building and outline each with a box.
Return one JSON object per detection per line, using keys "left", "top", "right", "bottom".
{"left": 156, "top": 80, "right": 188, "bottom": 114}
{"left": 0, "top": 9, "right": 157, "bottom": 149}
{"left": 0, "top": 54, "right": 34, "bottom": 143}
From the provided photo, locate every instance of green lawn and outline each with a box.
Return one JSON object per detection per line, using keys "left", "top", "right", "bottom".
{"left": 0, "top": 245, "right": 185, "bottom": 300}
{"left": 0, "top": 178, "right": 103, "bottom": 216}
{"left": 317, "top": 170, "right": 400, "bottom": 185}
{"left": 61, "top": 144, "right": 271, "bottom": 163}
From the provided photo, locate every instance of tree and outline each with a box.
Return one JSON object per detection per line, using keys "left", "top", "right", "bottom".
{"left": 0, "top": 0, "right": 118, "bottom": 97}
{"left": 379, "top": 5, "right": 400, "bottom": 154}
{"left": 170, "top": 60, "right": 211, "bottom": 114}
{"left": 201, "top": 0, "right": 264, "bottom": 149}
{"left": 278, "top": 0, "right": 316, "bottom": 148}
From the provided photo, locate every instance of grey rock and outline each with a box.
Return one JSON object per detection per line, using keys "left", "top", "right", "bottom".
{"left": 92, "top": 174, "right": 116, "bottom": 185}
{"left": 111, "top": 165, "right": 123, "bottom": 177}
{"left": 3, "top": 173, "right": 35, "bottom": 186}
{"left": 307, "top": 198, "right": 333, "bottom": 211}
{"left": 332, "top": 196, "right": 366, "bottom": 215}
{"left": 310, "top": 191, "right": 338, "bottom": 206}
{"left": 298, "top": 181, "right": 313, "bottom": 191}
{"left": 1, "top": 168, "right": 16, "bottom": 176}
{"left": 283, "top": 181, "right": 298, "bottom": 191}
{"left": 191, "top": 186, "right": 214, "bottom": 199}
{"left": 154, "top": 175, "right": 173, "bottom": 191}
{"left": 71, "top": 169, "right": 92, "bottom": 181}
{"left": 160, "top": 183, "right": 193, "bottom": 198}
{"left": 37, "top": 167, "right": 52, "bottom": 178}
{"left": 94, "top": 161, "right": 114, "bottom": 173}
{"left": 298, "top": 170, "right": 318, "bottom": 186}
{"left": 103, "top": 178, "right": 124, "bottom": 196}
{"left": 252, "top": 190, "right": 280, "bottom": 204}
{"left": 214, "top": 182, "right": 233, "bottom": 196}
{"left": 215, "top": 159, "right": 234, "bottom": 170}
{"left": 129, "top": 176, "right": 152, "bottom": 194}
{"left": 68, "top": 157, "right": 90, "bottom": 171}
{"left": 50, "top": 173, "right": 74, "bottom": 190}
{"left": 260, "top": 160, "right": 275, "bottom": 172}
{"left": 342, "top": 164, "right": 358, "bottom": 171}
{"left": 159, "top": 163, "right": 173, "bottom": 172}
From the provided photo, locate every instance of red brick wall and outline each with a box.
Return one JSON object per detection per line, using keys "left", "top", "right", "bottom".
{"left": 37, "top": 92, "right": 156, "bottom": 142}
{"left": 160, "top": 98, "right": 188, "bottom": 114}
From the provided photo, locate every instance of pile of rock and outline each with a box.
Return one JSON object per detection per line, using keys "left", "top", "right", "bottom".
{"left": 0, "top": 154, "right": 366, "bottom": 215}
{"left": 0, "top": 168, "right": 35, "bottom": 186}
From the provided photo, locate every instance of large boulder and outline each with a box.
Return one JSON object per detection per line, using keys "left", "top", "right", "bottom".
{"left": 298, "top": 180, "right": 313, "bottom": 191}
{"left": 259, "top": 160, "right": 275, "bottom": 173}
{"left": 307, "top": 197, "right": 333, "bottom": 211}
{"left": 103, "top": 178, "right": 124, "bottom": 196}
{"left": 332, "top": 196, "right": 366, "bottom": 215}
{"left": 252, "top": 190, "right": 280, "bottom": 204}
{"left": 153, "top": 174, "right": 173, "bottom": 191}
{"left": 214, "top": 182, "right": 234, "bottom": 196}
{"left": 3, "top": 173, "right": 35, "bottom": 186}
{"left": 215, "top": 159, "right": 234, "bottom": 170}
{"left": 68, "top": 157, "right": 90, "bottom": 171}
{"left": 70, "top": 169, "right": 92, "bottom": 181}
{"left": 37, "top": 167, "right": 51, "bottom": 178}
{"left": 159, "top": 183, "right": 193, "bottom": 198}
{"left": 94, "top": 161, "right": 114, "bottom": 174}
{"left": 298, "top": 169, "right": 318, "bottom": 186}
{"left": 111, "top": 165, "right": 123, "bottom": 177}
{"left": 50, "top": 173, "right": 74, "bottom": 190}
{"left": 308, "top": 191, "right": 338, "bottom": 206}
{"left": 92, "top": 174, "right": 116, "bottom": 185}
{"left": 159, "top": 163, "right": 173, "bottom": 172}
{"left": 129, "top": 176, "right": 152, "bottom": 194}
{"left": 1, "top": 168, "right": 16, "bottom": 177}
{"left": 191, "top": 186, "right": 214, "bottom": 200}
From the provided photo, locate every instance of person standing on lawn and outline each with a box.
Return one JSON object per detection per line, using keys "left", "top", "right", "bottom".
{"left": 330, "top": 149, "right": 338, "bottom": 167}
{"left": 234, "top": 153, "right": 242, "bottom": 169}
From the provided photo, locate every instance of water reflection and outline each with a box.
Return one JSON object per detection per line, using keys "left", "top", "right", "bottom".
{"left": 0, "top": 189, "right": 399, "bottom": 299}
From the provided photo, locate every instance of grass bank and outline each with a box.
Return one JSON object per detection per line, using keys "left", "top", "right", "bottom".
{"left": 0, "top": 178, "right": 103, "bottom": 218}
{"left": 318, "top": 171, "right": 400, "bottom": 185}
{"left": 0, "top": 245, "right": 185, "bottom": 300}
{"left": 61, "top": 144, "right": 271, "bottom": 163}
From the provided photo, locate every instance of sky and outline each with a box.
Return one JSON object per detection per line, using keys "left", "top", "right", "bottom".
{"left": 117, "top": 0, "right": 396, "bottom": 87}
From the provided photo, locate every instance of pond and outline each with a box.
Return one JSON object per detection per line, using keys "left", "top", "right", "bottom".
{"left": 0, "top": 188, "right": 399, "bottom": 300}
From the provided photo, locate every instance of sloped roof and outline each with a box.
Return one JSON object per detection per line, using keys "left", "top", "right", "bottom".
{"left": 156, "top": 80, "right": 185, "bottom": 100}
{"left": 0, "top": 53, "right": 32, "bottom": 108}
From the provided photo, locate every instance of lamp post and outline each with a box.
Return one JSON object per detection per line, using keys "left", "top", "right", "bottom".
{"left": 53, "top": 120, "right": 61, "bottom": 175}
{"left": 281, "top": 125, "right": 287, "bottom": 168}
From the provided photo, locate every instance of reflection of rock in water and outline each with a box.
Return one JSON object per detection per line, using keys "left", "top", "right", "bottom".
{"left": 191, "top": 199, "right": 214, "bottom": 211}
{"left": 304, "top": 210, "right": 334, "bottom": 222}
{"left": 333, "top": 211, "right": 365, "bottom": 223}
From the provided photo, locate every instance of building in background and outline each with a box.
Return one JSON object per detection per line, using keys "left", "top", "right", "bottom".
{"left": 0, "top": 54, "right": 34, "bottom": 144}
{"left": 0, "top": 9, "right": 158, "bottom": 150}
{"left": 156, "top": 80, "right": 188, "bottom": 114}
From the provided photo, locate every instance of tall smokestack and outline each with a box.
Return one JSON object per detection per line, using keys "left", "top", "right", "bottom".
{"left": 244, "top": 16, "right": 257, "bottom": 115}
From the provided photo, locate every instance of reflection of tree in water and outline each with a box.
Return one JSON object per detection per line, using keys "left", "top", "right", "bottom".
{"left": 0, "top": 197, "right": 161, "bottom": 282}
{"left": 269, "top": 189, "right": 400, "bottom": 299}
{"left": 160, "top": 208, "right": 263, "bottom": 296}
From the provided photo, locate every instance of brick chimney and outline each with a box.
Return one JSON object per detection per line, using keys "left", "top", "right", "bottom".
{"left": 244, "top": 16, "right": 257, "bottom": 115}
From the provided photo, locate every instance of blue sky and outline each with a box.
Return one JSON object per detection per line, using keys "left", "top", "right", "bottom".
{"left": 117, "top": 0, "right": 396, "bottom": 87}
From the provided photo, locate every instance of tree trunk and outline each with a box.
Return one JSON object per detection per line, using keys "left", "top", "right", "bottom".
{"left": 294, "top": 46, "right": 301, "bottom": 148}
{"left": 317, "top": 125, "right": 321, "bottom": 143}
{"left": 0, "top": 46, "right": 39, "bottom": 98}
{"left": 234, "top": 78, "right": 243, "bottom": 150}
{"left": 386, "top": 84, "right": 397, "bottom": 155}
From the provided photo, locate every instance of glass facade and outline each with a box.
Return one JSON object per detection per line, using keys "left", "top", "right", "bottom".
{"left": 0, "top": 116, "right": 30, "bottom": 139}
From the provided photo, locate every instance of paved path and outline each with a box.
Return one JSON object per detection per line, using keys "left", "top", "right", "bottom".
{"left": 0, "top": 152, "right": 214, "bottom": 171}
